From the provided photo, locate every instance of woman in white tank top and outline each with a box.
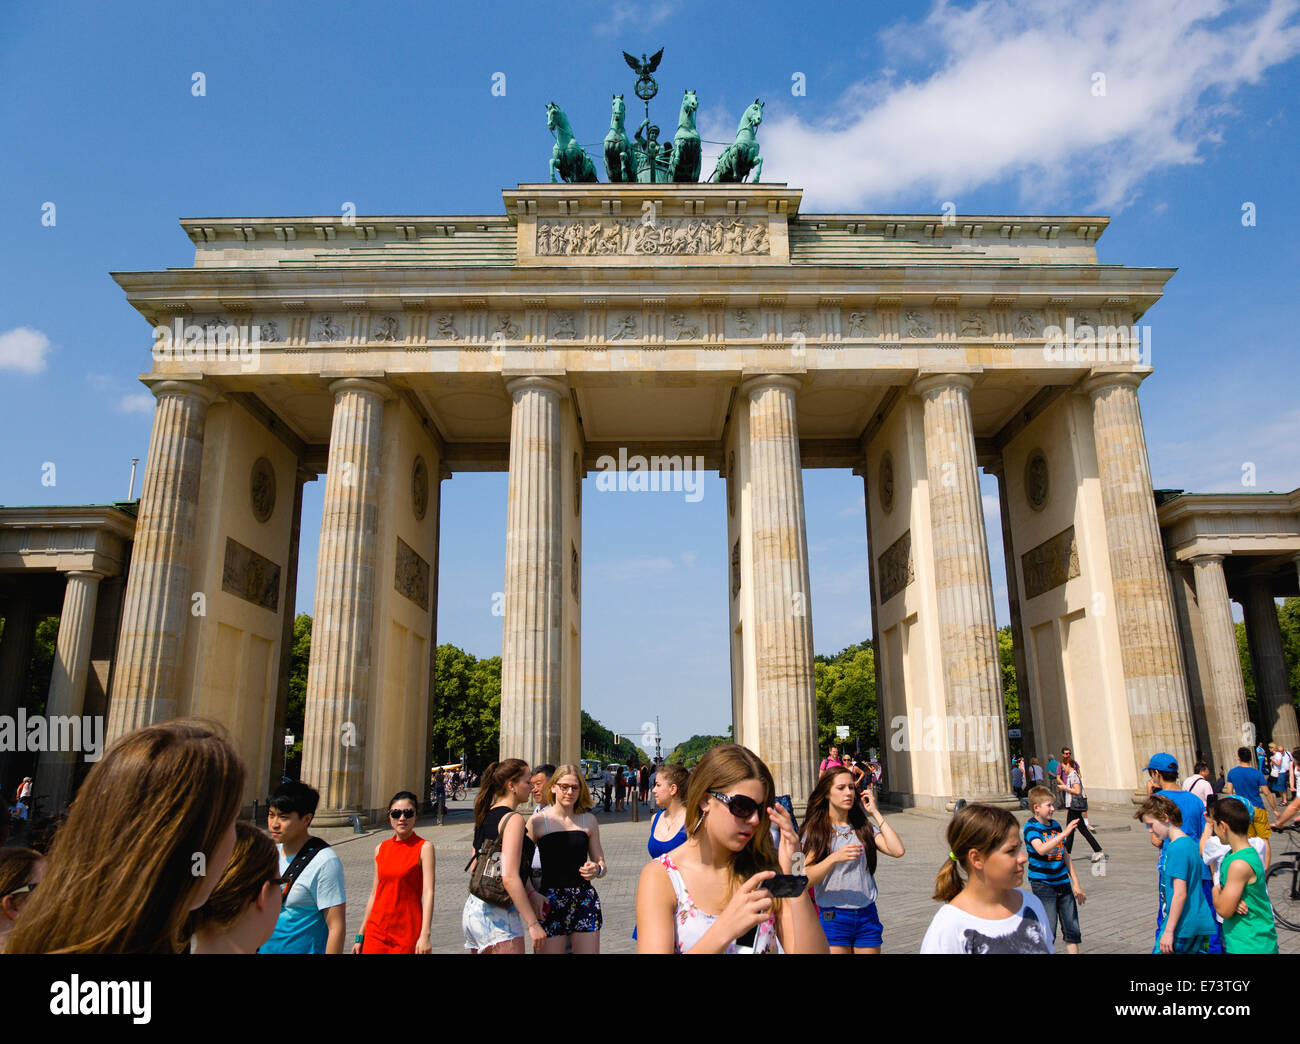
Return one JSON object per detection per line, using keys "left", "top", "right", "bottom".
{"left": 634, "top": 745, "right": 827, "bottom": 954}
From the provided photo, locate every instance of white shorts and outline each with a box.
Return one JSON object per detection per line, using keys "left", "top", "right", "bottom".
{"left": 462, "top": 894, "right": 524, "bottom": 951}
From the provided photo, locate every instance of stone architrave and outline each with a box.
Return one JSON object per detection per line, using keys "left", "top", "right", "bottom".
{"left": 1190, "top": 555, "right": 1252, "bottom": 770}
{"left": 914, "top": 373, "right": 1014, "bottom": 805}
{"left": 301, "top": 378, "right": 390, "bottom": 825}
{"left": 40, "top": 570, "right": 103, "bottom": 809}
{"left": 1084, "top": 373, "right": 1196, "bottom": 784}
{"left": 107, "top": 381, "right": 216, "bottom": 741}
{"left": 741, "top": 374, "right": 817, "bottom": 809}
{"left": 1243, "top": 575, "right": 1300, "bottom": 749}
{"left": 500, "top": 376, "right": 566, "bottom": 769}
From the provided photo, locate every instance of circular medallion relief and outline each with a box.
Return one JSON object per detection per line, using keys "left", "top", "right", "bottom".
{"left": 727, "top": 451, "right": 736, "bottom": 517}
{"left": 1025, "top": 449, "right": 1050, "bottom": 512}
{"left": 412, "top": 455, "right": 429, "bottom": 521}
{"left": 879, "top": 452, "right": 895, "bottom": 515}
{"left": 249, "top": 457, "right": 276, "bottom": 523}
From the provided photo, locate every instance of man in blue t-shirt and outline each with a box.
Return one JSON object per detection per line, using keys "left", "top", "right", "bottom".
{"left": 259, "top": 781, "right": 347, "bottom": 954}
{"left": 1225, "top": 745, "right": 1276, "bottom": 835}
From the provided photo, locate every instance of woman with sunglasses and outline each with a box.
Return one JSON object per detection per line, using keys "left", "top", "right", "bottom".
{"left": 635, "top": 744, "right": 827, "bottom": 954}
{"left": 189, "top": 823, "right": 284, "bottom": 954}
{"left": 529, "top": 764, "right": 605, "bottom": 953}
{"left": 353, "top": 791, "right": 435, "bottom": 954}
{"left": 0, "top": 846, "right": 44, "bottom": 952}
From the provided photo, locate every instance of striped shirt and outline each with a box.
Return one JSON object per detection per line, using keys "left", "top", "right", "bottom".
{"left": 1024, "top": 817, "right": 1070, "bottom": 885}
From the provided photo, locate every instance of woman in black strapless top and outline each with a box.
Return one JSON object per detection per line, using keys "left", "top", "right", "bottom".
{"left": 527, "top": 764, "right": 606, "bottom": 953}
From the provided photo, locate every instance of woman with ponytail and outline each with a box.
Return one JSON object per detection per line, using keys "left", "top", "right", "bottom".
{"left": 920, "top": 803, "right": 1053, "bottom": 954}
{"left": 462, "top": 759, "right": 546, "bottom": 953}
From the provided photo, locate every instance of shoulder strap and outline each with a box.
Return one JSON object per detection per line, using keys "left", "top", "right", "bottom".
{"left": 280, "top": 836, "right": 329, "bottom": 898}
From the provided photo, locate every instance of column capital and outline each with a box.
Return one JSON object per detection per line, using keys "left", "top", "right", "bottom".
{"left": 739, "top": 373, "right": 803, "bottom": 397}
{"left": 63, "top": 569, "right": 106, "bottom": 583}
{"left": 913, "top": 371, "right": 976, "bottom": 396}
{"left": 150, "top": 379, "right": 218, "bottom": 406}
{"left": 504, "top": 375, "right": 568, "bottom": 399}
{"left": 1081, "top": 369, "right": 1148, "bottom": 398}
{"left": 1190, "top": 552, "right": 1227, "bottom": 567}
{"left": 327, "top": 377, "right": 394, "bottom": 401}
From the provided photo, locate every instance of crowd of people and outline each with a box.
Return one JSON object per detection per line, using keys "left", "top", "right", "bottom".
{"left": 0, "top": 720, "right": 1296, "bottom": 956}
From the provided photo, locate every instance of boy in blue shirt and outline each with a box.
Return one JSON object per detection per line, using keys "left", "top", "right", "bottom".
{"left": 1135, "top": 793, "right": 1215, "bottom": 953}
{"left": 259, "top": 781, "right": 347, "bottom": 954}
{"left": 1023, "top": 785, "right": 1086, "bottom": 952}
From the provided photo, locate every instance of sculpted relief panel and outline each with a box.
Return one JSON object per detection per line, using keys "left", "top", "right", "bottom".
{"left": 535, "top": 217, "right": 770, "bottom": 256}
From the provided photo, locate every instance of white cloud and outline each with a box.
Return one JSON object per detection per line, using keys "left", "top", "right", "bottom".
{"left": 764, "top": 0, "right": 1300, "bottom": 211}
{"left": 680, "top": 551, "right": 697, "bottom": 568}
{"left": 118, "top": 392, "right": 155, "bottom": 415}
{"left": 592, "top": 0, "right": 680, "bottom": 38}
{"left": 0, "top": 327, "right": 52, "bottom": 373}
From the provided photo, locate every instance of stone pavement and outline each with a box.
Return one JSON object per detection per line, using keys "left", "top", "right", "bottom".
{"left": 312, "top": 796, "right": 1300, "bottom": 955}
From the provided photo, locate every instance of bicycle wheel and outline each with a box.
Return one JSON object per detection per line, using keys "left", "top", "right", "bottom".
{"left": 1266, "top": 860, "right": 1300, "bottom": 931}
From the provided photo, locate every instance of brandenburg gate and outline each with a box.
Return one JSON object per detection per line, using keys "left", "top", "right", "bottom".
{"left": 100, "top": 174, "right": 1205, "bottom": 820}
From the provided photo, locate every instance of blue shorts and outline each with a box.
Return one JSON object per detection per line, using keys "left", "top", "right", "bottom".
{"left": 818, "top": 903, "right": 883, "bottom": 948}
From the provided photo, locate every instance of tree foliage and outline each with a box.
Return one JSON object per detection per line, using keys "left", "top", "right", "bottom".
{"left": 581, "top": 710, "right": 648, "bottom": 764}
{"left": 813, "top": 640, "right": 876, "bottom": 754}
{"left": 432, "top": 643, "right": 501, "bottom": 770}
{"left": 666, "top": 733, "right": 730, "bottom": 766}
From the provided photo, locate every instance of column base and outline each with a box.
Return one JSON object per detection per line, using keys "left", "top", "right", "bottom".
{"left": 311, "top": 809, "right": 364, "bottom": 828}
{"left": 946, "top": 793, "right": 1022, "bottom": 812}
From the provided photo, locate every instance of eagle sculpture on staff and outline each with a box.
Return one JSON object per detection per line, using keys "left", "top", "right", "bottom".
{"left": 623, "top": 47, "right": 664, "bottom": 80}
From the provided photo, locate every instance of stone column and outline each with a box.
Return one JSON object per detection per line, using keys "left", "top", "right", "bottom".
{"left": 41, "top": 570, "right": 103, "bottom": 809}
{"left": 1084, "top": 373, "right": 1196, "bottom": 783}
{"left": 0, "top": 599, "right": 36, "bottom": 787}
{"left": 301, "top": 379, "right": 389, "bottom": 825}
{"left": 107, "top": 380, "right": 215, "bottom": 741}
{"left": 269, "top": 469, "right": 308, "bottom": 796}
{"left": 742, "top": 375, "right": 817, "bottom": 809}
{"left": 500, "top": 377, "right": 565, "bottom": 770}
{"left": 1243, "top": 575, "right": 1299, "bottom": 748}
{"left": 1190, "top": 555, "right": 1252, "bottom": 770}
{"left": 987, "top": 458, "right": 1036, "bottom": 763}
{"left": 914, "top": 374, "right": 1013, "bottom": 804}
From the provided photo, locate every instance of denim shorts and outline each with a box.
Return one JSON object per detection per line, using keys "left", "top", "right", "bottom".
{"left": 462, "top": 894, "right": 524, "bottom": 951}
{"left": 818, "top": 903, "right": 883, "bottom": 948}
{"left": 1030, "top": 879, "right": 1081, "bottom": 944}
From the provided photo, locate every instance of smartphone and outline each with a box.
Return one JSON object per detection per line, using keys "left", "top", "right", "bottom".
{"left": 766, "top": 873, "right": 808, "bottom": 898}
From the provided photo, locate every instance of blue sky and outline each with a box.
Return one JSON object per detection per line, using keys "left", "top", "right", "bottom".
{"left": 2, "top": 1, "right": 1298, "bottom": 751}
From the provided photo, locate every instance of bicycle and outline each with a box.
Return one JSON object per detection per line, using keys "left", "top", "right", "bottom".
{"left": 1267, "top": 823, "right": 1300, "bottom": 931}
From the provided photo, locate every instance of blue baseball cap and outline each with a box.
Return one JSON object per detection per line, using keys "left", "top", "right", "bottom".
{"left": 1144, "top": 753, "right": 1178, "bottom": 773}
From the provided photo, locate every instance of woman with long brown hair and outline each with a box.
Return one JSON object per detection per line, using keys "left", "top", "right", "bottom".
{"left": 635, "top": 744, "right": 826, "bottom": 953}
{"left": 921, "top": 803, "right": 1052, "bottom": 953}
{"left": 800, "top": 767, "right": 904, "bottom": 953}
{"left": 463, "top": 759, "right": 546, "bottom": 953}
{"left": 188, "top": 822, "right": 283, "bottom": 954}
{"left": 7, "top": 719, "right": 245, "bottom": 954}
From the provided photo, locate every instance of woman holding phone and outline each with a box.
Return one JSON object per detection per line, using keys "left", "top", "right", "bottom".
{"left": 801, "top": 768, "right": 904, "bottom": 953}
{"left": 635, "top": 744, "right": 827, "bottom": 954}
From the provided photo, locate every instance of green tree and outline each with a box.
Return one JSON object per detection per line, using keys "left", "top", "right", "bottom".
{"left": 283, "top": 613, "right": 311, "bottom": 777}
{"left": 581, "top": 710, "right": 648, "bottom": 763}
{"left": 813, "top": 640, "right": 876, "bottom": 754}
{"left": 431, "top": 643, "right": 501, "bottom": 771}
{"left": 667, "top": 733, "right": 730, "bottom": 766}
{"left": 998, "top": 626, "right": 1020, "bottom": 729}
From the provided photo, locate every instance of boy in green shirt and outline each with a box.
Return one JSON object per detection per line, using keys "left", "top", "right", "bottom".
{"left": 1208, "top": 796, "right": 1279, "bottom": 954}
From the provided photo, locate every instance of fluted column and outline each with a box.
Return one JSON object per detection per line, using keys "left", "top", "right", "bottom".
{"left": 742, "top": 375, "right": 816, "bottom": 809}
{"left": 1084, "top": 373, "right": 1196, "bottom": 784}
{"left": 41, "top": 570, "right": 103, "bottom": 808}
{"left": 1243, "top": 575, "right": 1299, "bottom": 748}
{"left": 301, "top": 379, "right": 389, "bottom": 825}
{"left": 107, "top": 380, "right": 215, "bottom": 741}
{"left": 915, "top": 374, "right": 1013, "bottom": 804}
{"left": 500, "top": 376, "right": 565, "bottom": 769}
{"left": 1190, "top": 555, "right": 1251, "bottom": 769}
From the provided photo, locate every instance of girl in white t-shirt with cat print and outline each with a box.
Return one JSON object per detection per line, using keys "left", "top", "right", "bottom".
{"left": 921, "top": 803, "right": 1053, "bottom": 954}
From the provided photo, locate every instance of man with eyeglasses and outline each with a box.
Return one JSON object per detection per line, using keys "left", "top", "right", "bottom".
{"left": 260, "top": 781, "right": 347, "bottom": 954}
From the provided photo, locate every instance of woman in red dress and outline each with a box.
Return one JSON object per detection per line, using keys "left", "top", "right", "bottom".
{"left": 353, "top": 791, "right": 435, "bottom": 953}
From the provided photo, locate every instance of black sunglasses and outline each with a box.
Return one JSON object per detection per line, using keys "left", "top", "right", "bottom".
{"left": 389, "top": 808, "right": 416, "bottom": 820}
{"left": 708, "top": 791, "right": 765, "bottom": 820}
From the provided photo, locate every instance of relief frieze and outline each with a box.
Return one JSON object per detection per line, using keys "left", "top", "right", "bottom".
{"left": 221, "top": 537, "right": 281, "bottom": 612}
{"left": 394, "top": 536, "right": 430, "bottom": 610}
{"left": 878, "top": 530, "right": 914, "bottom": 603}
{"left": 1020, "top": 525, "right": 1080, "bottom": 600}
{"left": 535, "top": 217, "right": 770, "bottom": 256}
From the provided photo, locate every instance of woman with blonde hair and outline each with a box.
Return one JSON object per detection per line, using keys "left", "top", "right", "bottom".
{"left": 7, "top": 719, "right": 245, "bottom": 954}
{"left": 189, "top": 822, "right": 283, "bottom": 954}
{"left": 529, "top": 763, "right": 605, "bottom": 953}
{"left": 635, "top": 744, "right": 826, "bottom": 954}
{"left": 921, "top": 803, "right": 1052, "bottom": 953}
{"left": 463, "top": 759, "right": 545, "bottom": 953}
